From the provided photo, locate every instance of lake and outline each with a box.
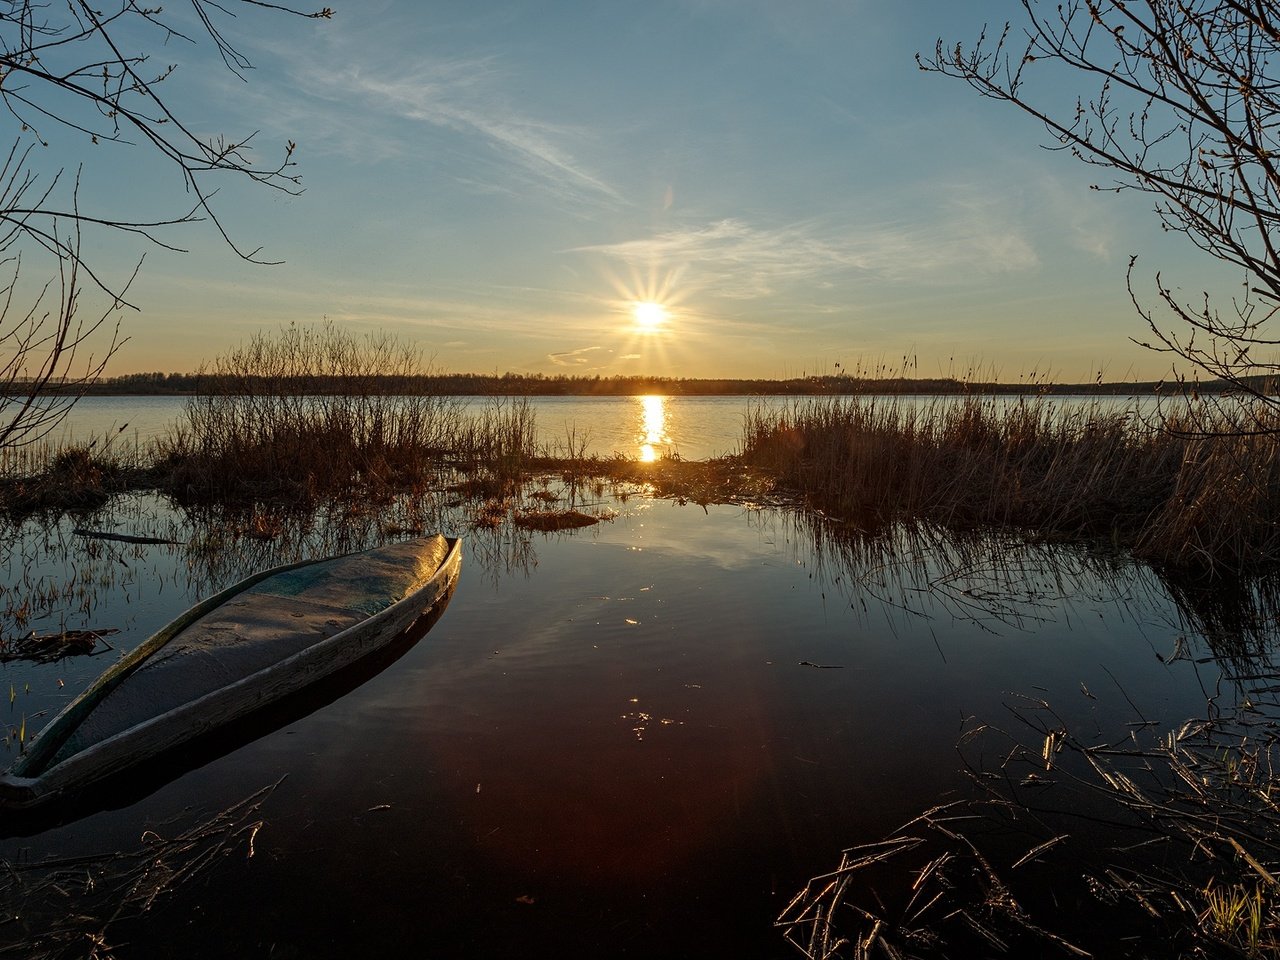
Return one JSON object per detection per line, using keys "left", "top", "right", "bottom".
{"left": 49, "top": 392, "right": 1160, "bottom": 462}
{"left": 0, "top": 466, "right": 1265, "bottom": 957}
{"left": 50, "top": 394, "right": 758, "bottom": 460}
{"left": 4, "top": 390, "right": 1257, "bottom": 956}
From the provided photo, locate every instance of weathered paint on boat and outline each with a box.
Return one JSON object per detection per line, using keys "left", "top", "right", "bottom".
{"left": 0, "top": 535, "right": 462, "bottom": 810}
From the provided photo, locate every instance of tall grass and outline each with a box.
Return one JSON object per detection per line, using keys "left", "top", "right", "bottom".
{"left": 448, "top": 395, "right": 537, "bottom": 480}
{"left": 739, "top": 394, "right": 1280, "bottom": 575}
{"left": 0, "top": 428, "right": 147, "bottom": 516}
{"left": 156, "top": 323, "right": 466, "bottom": 503}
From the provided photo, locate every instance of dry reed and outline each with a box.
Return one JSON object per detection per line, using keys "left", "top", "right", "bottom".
{"left": 7, "top": 342, "right": 1280, "bottom": 579}
{"left": 154, "top": 323, "right": 472, "bottom": 504}
{"left": 0, "top": 780, "right": 281, "bottom": 960}
{"left": 0, "top": 433, "right": 150, "bottom": 518}
{"left": 739, "top": 394, "right": 1280, "bottom": 576}
{"left": 779, "top": 698, "right": 1280, "bottom": 959}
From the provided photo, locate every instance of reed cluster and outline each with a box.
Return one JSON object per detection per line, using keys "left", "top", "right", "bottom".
{"left": 446, "top": 395, "right": 537, "bottom": 481}
{"left": 739, "top": 394, "right": 1280, "bottom": 575}
{"left": 154, "top": 323, "right": 468, "bottom": 504}
{"left": 0, "top": 436, "right": 145, "bottom": 516}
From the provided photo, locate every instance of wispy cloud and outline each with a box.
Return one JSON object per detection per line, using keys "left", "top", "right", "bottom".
{"left": 573, "top": 207, "right": 1038, "bottom": 300}
{"left": 1033, "top": 173, "right": 1117, "bottom": 261}
{"left": 139, "top": 270, "right": 606, "bottom": 342}
{"left": 548, "top": 346, "right": 603, "bottom": 366}
{"left": 279, "top": 51, "right": 624, "bottom": 209}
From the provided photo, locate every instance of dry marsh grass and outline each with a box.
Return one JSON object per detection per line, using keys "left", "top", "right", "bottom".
{"left": 0, "top": 436, "right": 151, "bottom": 517}
{"left": 5, "top": 339, "right": 1280, "bottom": 580}
{"left": 155, "top": 323, "right": 465, "bottom": 505}
{"left": 779, "top": 698, "right": 1280, "bottom": 960}
{"left": 739, "top": 394, "right": 1280, "bottom": 576}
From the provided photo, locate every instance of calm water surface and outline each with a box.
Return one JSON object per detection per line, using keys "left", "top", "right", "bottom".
{"left": 52, "top": 392, "right": 1159, "bottom": 461}
{"left": 54, "top": 394, "right": 759, "bottom": 460}
{"left": 0, "top": 488, "right": 1261, "bottom": 958}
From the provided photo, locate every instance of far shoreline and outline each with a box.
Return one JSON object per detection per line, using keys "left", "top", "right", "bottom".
{"left": 12, "top": 372, "right": 1256, "bottom": 398}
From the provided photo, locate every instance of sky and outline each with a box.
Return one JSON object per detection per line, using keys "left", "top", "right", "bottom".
{"left": 17, "top": 0, "right": 1251, "bottom": 381}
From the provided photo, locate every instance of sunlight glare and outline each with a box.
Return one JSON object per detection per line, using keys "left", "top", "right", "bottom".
{"left": 638, "top": 395, "right": 667, "bottom": 462}
{"left": 632, "top": 301, "right": 669, "bottom": 332}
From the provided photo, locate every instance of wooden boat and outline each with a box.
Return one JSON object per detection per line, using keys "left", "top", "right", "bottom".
{"left": 0, "top": 535, "right": 462, "bottom": 810}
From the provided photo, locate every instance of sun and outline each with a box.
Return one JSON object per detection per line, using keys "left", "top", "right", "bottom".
{"left": 631, "top": 301, "right": 669, "bottom": 332}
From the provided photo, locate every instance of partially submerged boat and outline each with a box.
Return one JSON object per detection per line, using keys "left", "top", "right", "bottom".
{"left": 0, "top": 535, "right": 462, "bottom": 810}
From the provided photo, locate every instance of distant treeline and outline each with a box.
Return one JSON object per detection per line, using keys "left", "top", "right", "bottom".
{"left": 14, "top": 370, "right": 1261, "bottom": 397}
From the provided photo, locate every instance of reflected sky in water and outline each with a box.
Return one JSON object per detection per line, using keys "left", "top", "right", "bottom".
{"left": 0, "top": 493, "right": 1275, "bottom": 957}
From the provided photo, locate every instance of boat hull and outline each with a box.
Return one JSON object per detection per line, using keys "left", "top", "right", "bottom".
{"left": 0, "top": 536, "right": 462, "bottom": 810}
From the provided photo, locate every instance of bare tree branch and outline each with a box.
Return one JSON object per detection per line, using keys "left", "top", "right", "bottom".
{"left": 0, "top": 0, "right": 331, "bottom": 454}
{"left": 922, "top": 2, "right": 1280, "bottom": 414}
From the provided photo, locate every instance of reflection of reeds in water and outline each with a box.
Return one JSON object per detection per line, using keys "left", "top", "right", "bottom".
{"left": 468, "top": 523, "right": 537, "bottom": 590}
{"left": 0, "top": 467, "right": 615, "bottom": 662}
{"left": 741, "top": 394, "right": 1280, "bottom": 576}
{"left": 1156, "top": 568, "right": 1280, "bottom": 673}
{"left": 0, "top": 497, "right": 186, "bottom": 644}
{"left": 779, "top": 507, "right": 1280, "bottom": 669}
{"left": 8, "top": 473, "right": 1280, "bottom": 680}
{"left": 178, "top": 483, "right": 551, "bottom": 598}
{"left": 177, "top": 492, "right": 457, "bottom": 592}
{"left": 775, "top": 503, "right": 1280, "bottom": 959}
{"left": 790, "top": 510, "right": 1112, "bottom": 632}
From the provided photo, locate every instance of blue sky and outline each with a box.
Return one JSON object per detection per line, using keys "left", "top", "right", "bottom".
{"left": 43, "top": 1, "right": 1243, "bottom": 380}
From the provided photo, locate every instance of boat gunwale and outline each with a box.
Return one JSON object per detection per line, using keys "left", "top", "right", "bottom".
{"left": 11, "top": 554, "right": 331, "bottom": 778}
{"left": 0, "top": 537, "right": 462, "bottom": 807}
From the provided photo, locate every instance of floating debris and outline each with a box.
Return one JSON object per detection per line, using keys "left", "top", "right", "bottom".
{"left": 0, "top": 629, "right": 119, "bottom": 664}
{"left": 513, "top": 509, "right": 602, "bottom": 532}
{"left": 0, "top": 780, "right": 282, "bottom": 958}
{"left": 72, "top": 529, "right": 183, "bottom": 545}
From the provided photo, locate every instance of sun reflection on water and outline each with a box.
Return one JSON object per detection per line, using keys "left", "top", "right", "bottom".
{"left": 638, "top": 395, "right": 668, "bottom": 462}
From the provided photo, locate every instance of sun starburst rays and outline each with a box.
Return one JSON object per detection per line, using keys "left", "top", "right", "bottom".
{"left": 631, "top": 300, "right": 668, "bottom": 332}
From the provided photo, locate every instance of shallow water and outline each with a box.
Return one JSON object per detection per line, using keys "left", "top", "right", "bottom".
{"left": 0, "top": 490, "right": 1266, "bottom": 958}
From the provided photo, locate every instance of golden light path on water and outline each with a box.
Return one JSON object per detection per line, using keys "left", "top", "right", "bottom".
{"left": 637, "top": 395, "right": 668, "bottom": 462}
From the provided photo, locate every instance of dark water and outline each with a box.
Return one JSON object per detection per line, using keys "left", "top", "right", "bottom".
{"left": 0, "top": 492, "right": 1268, "bottom": 958}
